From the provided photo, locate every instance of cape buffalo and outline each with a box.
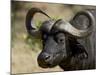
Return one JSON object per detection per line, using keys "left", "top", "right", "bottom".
{"left": 26, "top": 8, "right": 96, "bottom": 71}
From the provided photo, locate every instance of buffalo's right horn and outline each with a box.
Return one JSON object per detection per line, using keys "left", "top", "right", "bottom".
{"left": 53, "top": 10, "right": 95, "bottom": 38}
{"left": 26, "top": 8, "right": 51, "bottom": 37}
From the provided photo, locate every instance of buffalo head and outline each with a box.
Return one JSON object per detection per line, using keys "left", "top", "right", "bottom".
{"left": 25, "top": 8, "right": 95, "bottom": 68}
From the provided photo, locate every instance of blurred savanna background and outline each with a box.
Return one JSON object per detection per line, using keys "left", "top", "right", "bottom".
{"left": 11, "top": 0, "right": 95, "bottom": 74}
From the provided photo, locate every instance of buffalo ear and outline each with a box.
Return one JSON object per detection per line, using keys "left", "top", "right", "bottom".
{"left": 69, "top": 37, "right": 88, "bottom": 60}
{"left": 77, "top": 51, "right": 88, "bottom": 60}
{"left": 75, "top": 42, "right": 88, "bottom": 59}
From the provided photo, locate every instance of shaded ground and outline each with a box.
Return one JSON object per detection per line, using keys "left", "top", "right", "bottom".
{"left": 11, "top": 1, "right": 95, "bottom": 74}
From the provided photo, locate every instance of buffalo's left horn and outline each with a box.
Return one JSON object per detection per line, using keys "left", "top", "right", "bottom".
{"left": 53, "top": 10, "right": 95, "bottom": 38}
{"left": 26, "top": 8, "right": 51, "bottom": 37}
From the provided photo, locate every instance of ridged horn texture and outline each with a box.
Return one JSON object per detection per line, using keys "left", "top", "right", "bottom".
{"left": 26, "top": 8, "right": 51, "bottom": 36}
{"left": 53, "top": 10, "right": 95, "bottom": 38}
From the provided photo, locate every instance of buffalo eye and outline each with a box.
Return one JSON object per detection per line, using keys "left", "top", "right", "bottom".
{"left": 58, "top": 38, "right": 65, "bottom": 43}
{"left": 54, "top": 33, "right": 65, "bottom": 44}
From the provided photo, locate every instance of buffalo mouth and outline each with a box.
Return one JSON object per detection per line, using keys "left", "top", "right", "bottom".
{"left": 38, "top": 62, "right": 56, "bottom": 68}
{"left": 37, "top": 56, "right": 57, "bottom": 68}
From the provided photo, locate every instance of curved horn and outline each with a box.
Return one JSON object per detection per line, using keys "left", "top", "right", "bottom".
{"left": 26, "top": 8, "right": 51, "bottom": 36}
{"left": 53, "top": 10, "right": 95, "bottom": 38}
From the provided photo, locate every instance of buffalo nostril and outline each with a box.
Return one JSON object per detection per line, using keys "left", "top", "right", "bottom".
{"left": 45, "top": 55, "right": 50, "bottom": 60}
{"left": 38, "top": 52, "right": 51, "bottom": 62}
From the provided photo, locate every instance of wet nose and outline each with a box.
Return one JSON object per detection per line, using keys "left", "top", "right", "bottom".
{"left": 38, "top": 52, "right": 51, "bottom": 62}
{"left": 37, "top": 52, "right": 53, "bottom": 68}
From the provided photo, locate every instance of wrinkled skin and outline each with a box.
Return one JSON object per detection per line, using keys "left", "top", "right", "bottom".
{"left": 37, "top": 30, "right": 88, "bottom": 69}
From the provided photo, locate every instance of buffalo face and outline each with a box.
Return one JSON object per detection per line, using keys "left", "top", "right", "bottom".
{"left": 37, "top": 32, "right": 67, "bottom": 68}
